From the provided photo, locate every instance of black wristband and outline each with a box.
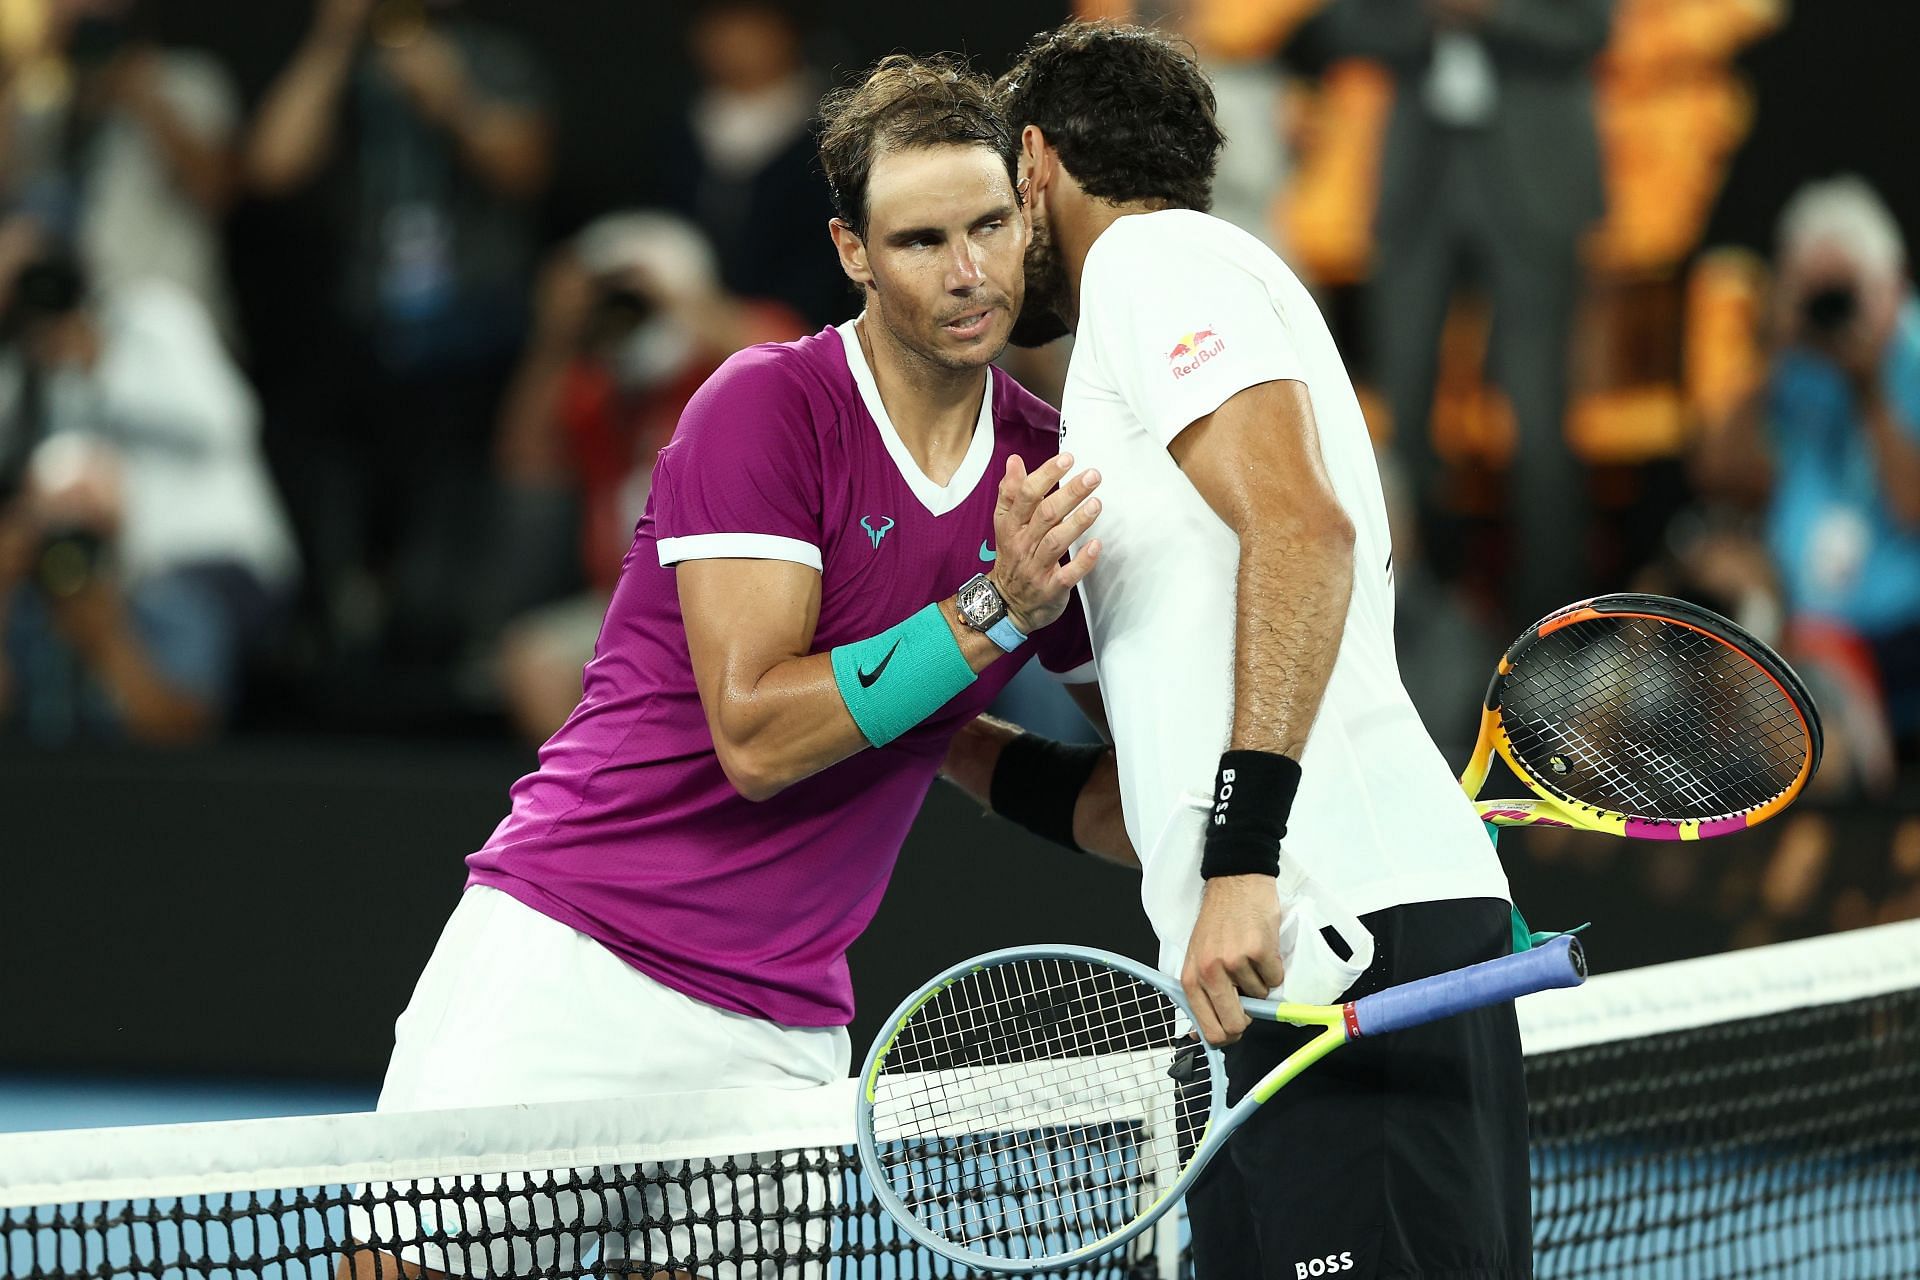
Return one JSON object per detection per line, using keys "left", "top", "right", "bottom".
{"left": 1201, "top": 749, "right": 1302, "bottom": 879}
{"left": 989, "top": 733, "right": 1110, "bottom": 853}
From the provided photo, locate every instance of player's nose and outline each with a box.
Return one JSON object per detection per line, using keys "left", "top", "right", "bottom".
{"left": 946, "top": 240, "right": 985, "bottom": 290}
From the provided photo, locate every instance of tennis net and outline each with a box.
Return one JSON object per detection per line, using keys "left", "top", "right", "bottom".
{"left": 1519, "top": 917, "right": 1920, "bottom": 1278}
{"left": 5, "top": 921, "right": 1917, "bottom": 1278}
{"left": 0, "top": 1068, "right": 1177, "bottom": 1279}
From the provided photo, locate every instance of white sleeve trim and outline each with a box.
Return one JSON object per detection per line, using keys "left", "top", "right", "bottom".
{"left": 1045, "top": 659, "right": 1099, "bottom": 685}
{"left": 657, "top": 533, "right": 823, "bottom": 571}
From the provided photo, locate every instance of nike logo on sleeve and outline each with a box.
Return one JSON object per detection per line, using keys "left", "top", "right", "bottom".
{"left": 858, "top": 641, "right": 901, "bottom": 688}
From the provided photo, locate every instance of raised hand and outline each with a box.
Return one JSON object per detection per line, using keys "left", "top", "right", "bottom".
{"left": 988, "top": 452, "right": 1101, "bottom": 634}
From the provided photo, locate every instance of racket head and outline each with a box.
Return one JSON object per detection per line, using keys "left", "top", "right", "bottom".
{"left": 1485, "top": 593, "right": 1823, "bottom": 838}
{"left": 855, "top": 945, "right": 1225, "bottom": 1273}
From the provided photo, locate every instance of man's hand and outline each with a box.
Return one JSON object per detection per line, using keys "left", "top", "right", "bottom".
{"left": 45, "top": 572, "right": 129, "bottom": 660}
{"left": 989, "top": 453, "right": 1101, "bottom": 633}
{"left": 0, "top": 505, "right": 33, "bottom": 589}
{"left": 1832, "top": 275, "right": 1903, "bottom": 390}
{"left": 98, "top": 49, "right": 165, "bottom": 116}
{"left": 1181, "top": 875, "right": 1285, "bottom": 1046}
{"left": 379, "top": 29, "right": 470, "bottom": 124}
{"left": 529, "top": 251, "right": 597, "bottom": 350}
{"left": 27, "top": 437, "right": 123, "bottom": 536}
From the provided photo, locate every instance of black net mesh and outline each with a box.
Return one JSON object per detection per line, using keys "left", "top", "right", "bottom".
{"left": 1527, "top": 985, "right": 1920, "bottom": 1278}
{"left": 1, "top": 1143, "right": 1161, "bottom": 1278}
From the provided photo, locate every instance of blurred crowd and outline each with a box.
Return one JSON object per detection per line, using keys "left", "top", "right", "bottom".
{"left": 0, "top": 0, "right": 1914, "bottom": 877}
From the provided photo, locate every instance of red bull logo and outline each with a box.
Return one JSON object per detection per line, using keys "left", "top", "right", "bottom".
{"left": 1166, "top": 326, "right": 1226, "bottom": 378}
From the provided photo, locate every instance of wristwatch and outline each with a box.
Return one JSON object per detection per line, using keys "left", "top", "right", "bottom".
{"left": 956, "top": 573, "right": 1027, "bottom": 652}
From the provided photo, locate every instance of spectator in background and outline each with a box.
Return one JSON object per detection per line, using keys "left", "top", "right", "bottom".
{"left": 245, "top": 0, "right": 551, "bottom": 665}
{"left": 0, "top": 256, "right": 298, "bottom": 743}
{"left": 1329, "top": 0, "right": 1612, "bottom": 627}
{"left": 1694, "top": 177, "right": 1920, "bottom": 761}
{"left": 647, "top": 1, "right": 846, "bottom": 328}
{"left": 489, "top": 213, "right": 804, "bottom": 743}
{"left": 0, "top": 0, "right": 241, "bottom": 341}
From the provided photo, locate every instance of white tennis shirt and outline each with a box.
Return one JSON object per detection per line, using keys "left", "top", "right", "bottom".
{"left": 1060, "top": 209, "right": 1510, "bottom": 979}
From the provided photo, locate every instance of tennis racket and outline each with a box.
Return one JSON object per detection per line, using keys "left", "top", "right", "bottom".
{"left": 1464, "top": 593, "right": 1823, "bottom": 839}
{"left": 855, "top": 936, "right": 1585, "bottom": 1272}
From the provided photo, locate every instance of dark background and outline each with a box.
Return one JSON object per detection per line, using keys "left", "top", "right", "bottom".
{"left": 4, "top": 740, "right": 1894, "bottom": 1081}
{"left": 0, "top": 741, "right": 1158, "bottom": 1080}
{"left": 131, "top": 0, "right": 1918, "bottom": 255}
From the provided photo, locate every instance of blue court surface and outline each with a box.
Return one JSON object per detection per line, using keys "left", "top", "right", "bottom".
{"left": 0, "top": 1074, "right": 376, "bottom": 1135}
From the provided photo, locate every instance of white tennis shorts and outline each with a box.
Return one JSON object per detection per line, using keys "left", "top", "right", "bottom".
{"left": 347, "top": 884, "right": 852, "bottom": 1277}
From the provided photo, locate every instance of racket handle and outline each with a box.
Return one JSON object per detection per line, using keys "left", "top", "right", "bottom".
{"left": 1347, "top": 935, "right": 1586, "bottom": 1038}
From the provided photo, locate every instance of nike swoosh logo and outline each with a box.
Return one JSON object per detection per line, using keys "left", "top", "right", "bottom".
{"left": 979, "top": 541, "right": 996, "bottom": 562}
{"left": 858, "top": 640, "right": 901, "bottom": 688}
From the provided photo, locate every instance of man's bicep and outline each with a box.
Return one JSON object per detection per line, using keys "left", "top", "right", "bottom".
{"left": 1167, "top": 379, "right": 1344, "bottom": 535}
{"left": 677, "top": 557, "right": 823, "bottom": 712}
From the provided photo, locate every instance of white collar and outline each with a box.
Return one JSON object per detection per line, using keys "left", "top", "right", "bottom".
{"left": 837, "top": 318, "right": 995, "bottom": 518}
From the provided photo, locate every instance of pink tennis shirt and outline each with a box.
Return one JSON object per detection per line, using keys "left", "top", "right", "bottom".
{"left": 467, "top": 323, "right": 1094, "bottom": 1027}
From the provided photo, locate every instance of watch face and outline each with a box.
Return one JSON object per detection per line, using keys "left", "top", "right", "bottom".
{"left": 959, "top": 577, "right": 1002, "bottom": 626}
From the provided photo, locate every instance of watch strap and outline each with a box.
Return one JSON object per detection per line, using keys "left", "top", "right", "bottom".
{"left": 985, "top": 613, "right": 1027, "bottom": 653}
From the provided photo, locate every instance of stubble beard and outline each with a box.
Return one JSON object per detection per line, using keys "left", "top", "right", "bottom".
{"left": 1007, "top": 219, "right": 1071, "bottom": 349}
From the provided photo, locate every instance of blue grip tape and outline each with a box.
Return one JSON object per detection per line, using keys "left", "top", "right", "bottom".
{"left": 1349, "top": 935, "right": 1586, "bottom": 1038}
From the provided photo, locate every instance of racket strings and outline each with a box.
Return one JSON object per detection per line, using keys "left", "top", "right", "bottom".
{"left": 1501, "top": 617, "right": 1808, "bottom": 821}
{"left": 868, "top": 957, "right": 1210, "bottom": 1260}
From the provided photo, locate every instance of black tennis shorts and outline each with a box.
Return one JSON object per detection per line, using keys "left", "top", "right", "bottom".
{"left": 1186, "top": 896, "right": 1532, "bottom": 1280}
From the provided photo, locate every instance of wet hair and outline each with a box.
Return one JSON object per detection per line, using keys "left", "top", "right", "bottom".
{"left": 816, "top": 53, "right": 1015, "bottom": 239}
{"left": 996, "top": 21, "right": 1224, "bottom": 213}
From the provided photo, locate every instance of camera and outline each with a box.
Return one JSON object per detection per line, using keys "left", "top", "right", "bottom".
{"left": 1801, "top": 283, "right": 1858, "bottom": 339}
{"left": 592, "top": 281, "right": 657, "bottom": 326}
{"left": 31, "top": 526, "right": 108, "bottom": 599}
{"left": 582, "top": 278, "right": 658, "bottom": 349}
{"left": 1, "top": 257, "right": 87, "bottom": 344}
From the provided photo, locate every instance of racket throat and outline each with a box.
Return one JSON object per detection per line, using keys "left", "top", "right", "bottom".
{"left": 1247, "top": 1026, "right": 1347, "bottom": 1105}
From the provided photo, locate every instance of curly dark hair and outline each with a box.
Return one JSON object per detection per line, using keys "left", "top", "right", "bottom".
{"left": 815, "top": 53, "right": 1015, "bottom": 240}
{"left": 996, "top": 21, "right": 1223, "bottom": 213}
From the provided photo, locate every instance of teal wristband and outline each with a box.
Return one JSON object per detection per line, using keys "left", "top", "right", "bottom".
{"left": 831, "top": 603, "right": 977, "bottom": 747}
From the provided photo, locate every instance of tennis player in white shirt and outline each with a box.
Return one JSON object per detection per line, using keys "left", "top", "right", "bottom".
{"left": 996, "top": 22, "right": 1529, "bottom": 1280}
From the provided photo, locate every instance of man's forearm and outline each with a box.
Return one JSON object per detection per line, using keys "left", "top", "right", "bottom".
{"left": 245, "top": 35, "right": 355, "bottom": 194}
{"left": 493, "top": 339, "right": 575, "bottom": 481}
{"left": 79, "top": 626, "right": 214, "bottom": 744}
{"left": 711, "top": 597, "right": 1013, "bottom": 801}
{"left": 1070, "top": 750, "right": 1136, "bottom": 866}
{"left": 1689, "top": 384, "right": 1774, "bottom": 508}
{"left": 128, "top": 91, "right": 234, "bottom": 214}
{"left": 940, "top": 715, "right": 1136, "bottom": 866}
{"left": 1229, "top": 520, "right": 1355, "bottom": 757}
{"left": 1862, "top": 386, "right": 1920, "bottom": 528}
{"left": 443, "top": 103, "right": 549, "bottom": 200}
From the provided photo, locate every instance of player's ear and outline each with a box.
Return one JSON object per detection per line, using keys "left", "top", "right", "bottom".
{"left": 1019, "top": 125, "right": 1053, "bottom": 196}
{"left": 829, "top": 218, "right": 874, "bottom": 291}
